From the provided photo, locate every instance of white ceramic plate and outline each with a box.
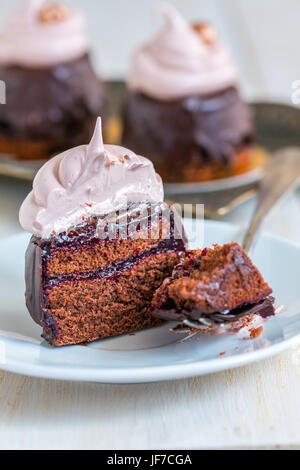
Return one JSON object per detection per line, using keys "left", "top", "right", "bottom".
{"left": 1, "top": 219, "right": 300, "bottom": 383}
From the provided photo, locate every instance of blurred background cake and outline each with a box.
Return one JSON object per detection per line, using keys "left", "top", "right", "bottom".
{"left": 122, "top": 3, "right": 266, "bottom": 183}
{"left": 0, "top": 0, "right": 104, "bottom": 160}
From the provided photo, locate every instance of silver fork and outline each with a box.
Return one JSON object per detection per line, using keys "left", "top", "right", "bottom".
{"left": 182, "top": 147, "right": 300, "bottom": 331}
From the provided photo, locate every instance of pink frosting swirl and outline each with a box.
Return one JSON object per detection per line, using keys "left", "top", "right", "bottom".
{"left": 19, "top": 118, "right": 164, "bottom": 238}
{"left": 127, "top": 3, "right": 237, "bottom": 100}
{"left": 0, "top": 0, "right": 89, "bottom": 68}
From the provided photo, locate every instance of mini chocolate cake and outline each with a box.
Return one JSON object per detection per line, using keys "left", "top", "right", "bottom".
{"left": 123, "top": 87, "right": 254, "bottom": 183}
{"left": 20, "top": 118, "right": 186, "bottom": 346}
{"left": 0, "top": 1, "right": 104, "bottom": 160}
{"left": 122, "top": 4, "right": 259, "bottom": 183}
{"left": 152, "top": 243, "right": 274, "bottom": 329}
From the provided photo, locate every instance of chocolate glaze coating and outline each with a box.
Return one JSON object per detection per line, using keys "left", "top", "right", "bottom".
{"left": 0, "top": 53, "right": 104, "bottom": 154}
{"left": 154, "top": 297, "right": 275, "bottom": 325}
{"left": 122, "top": 87, "right": 254, "bottom": 182}
{"left": 25, "top": 238, "right": 43, "bottom": 326}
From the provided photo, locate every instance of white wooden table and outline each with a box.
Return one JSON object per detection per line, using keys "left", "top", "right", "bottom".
{"left": 0, "top": 176, "right": 300, "bottom": 450}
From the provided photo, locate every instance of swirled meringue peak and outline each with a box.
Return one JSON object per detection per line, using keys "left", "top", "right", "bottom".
{"left": 19, "top": 117, "right": 164, "bottom": 238}
{"left": 127, "top": 2, "right": 237, "bottom": 100}
{"left": 0, "top": 0, "right": 89, "bottom": 68}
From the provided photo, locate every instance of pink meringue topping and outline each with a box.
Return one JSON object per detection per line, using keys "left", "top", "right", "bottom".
{"left": 19, "top": 117, "right": 164, "bottom": 238}
{"left": 127, "top": 2, "right": 237, "bottom": 101}
{"left": 0, "top": 0, "right": 89, "bottom": 68}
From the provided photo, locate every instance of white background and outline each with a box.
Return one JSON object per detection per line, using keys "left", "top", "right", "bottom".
{"left": 0, "top": 0, "right": 299, "bottom": 103}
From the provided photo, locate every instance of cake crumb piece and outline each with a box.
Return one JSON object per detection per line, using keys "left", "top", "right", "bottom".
{"left": 249, "top": 326, "right": 263, "bottom": 339}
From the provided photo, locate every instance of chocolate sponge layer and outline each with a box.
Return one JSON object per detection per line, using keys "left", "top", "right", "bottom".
{"left": 44, "top": 251, "right": 180, "bottom": 346}
{"left": 47, "top": 238, "right": 160, "bottom": 276}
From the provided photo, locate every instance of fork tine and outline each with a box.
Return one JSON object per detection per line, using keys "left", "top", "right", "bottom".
{"left": 183, "top": 318, "right": 213, "bottom": 329}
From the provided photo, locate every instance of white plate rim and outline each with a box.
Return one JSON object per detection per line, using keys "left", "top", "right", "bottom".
{"left": 1, "top": 331, "right": 300, "bottom": 384}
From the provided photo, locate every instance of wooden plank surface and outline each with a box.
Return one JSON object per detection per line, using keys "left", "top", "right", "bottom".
{"left": 0, "top": 348, "right": 300, "bottom": 450}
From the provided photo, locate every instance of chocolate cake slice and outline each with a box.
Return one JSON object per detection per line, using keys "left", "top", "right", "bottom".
{"left": 26, "top": 204, "right": 185, "bottom": 346}
{"left": 152, "top": 243, "right": 274, "bottom": 330}
{"left": 20, "top": 118, "right": 186, "bottom": 346}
